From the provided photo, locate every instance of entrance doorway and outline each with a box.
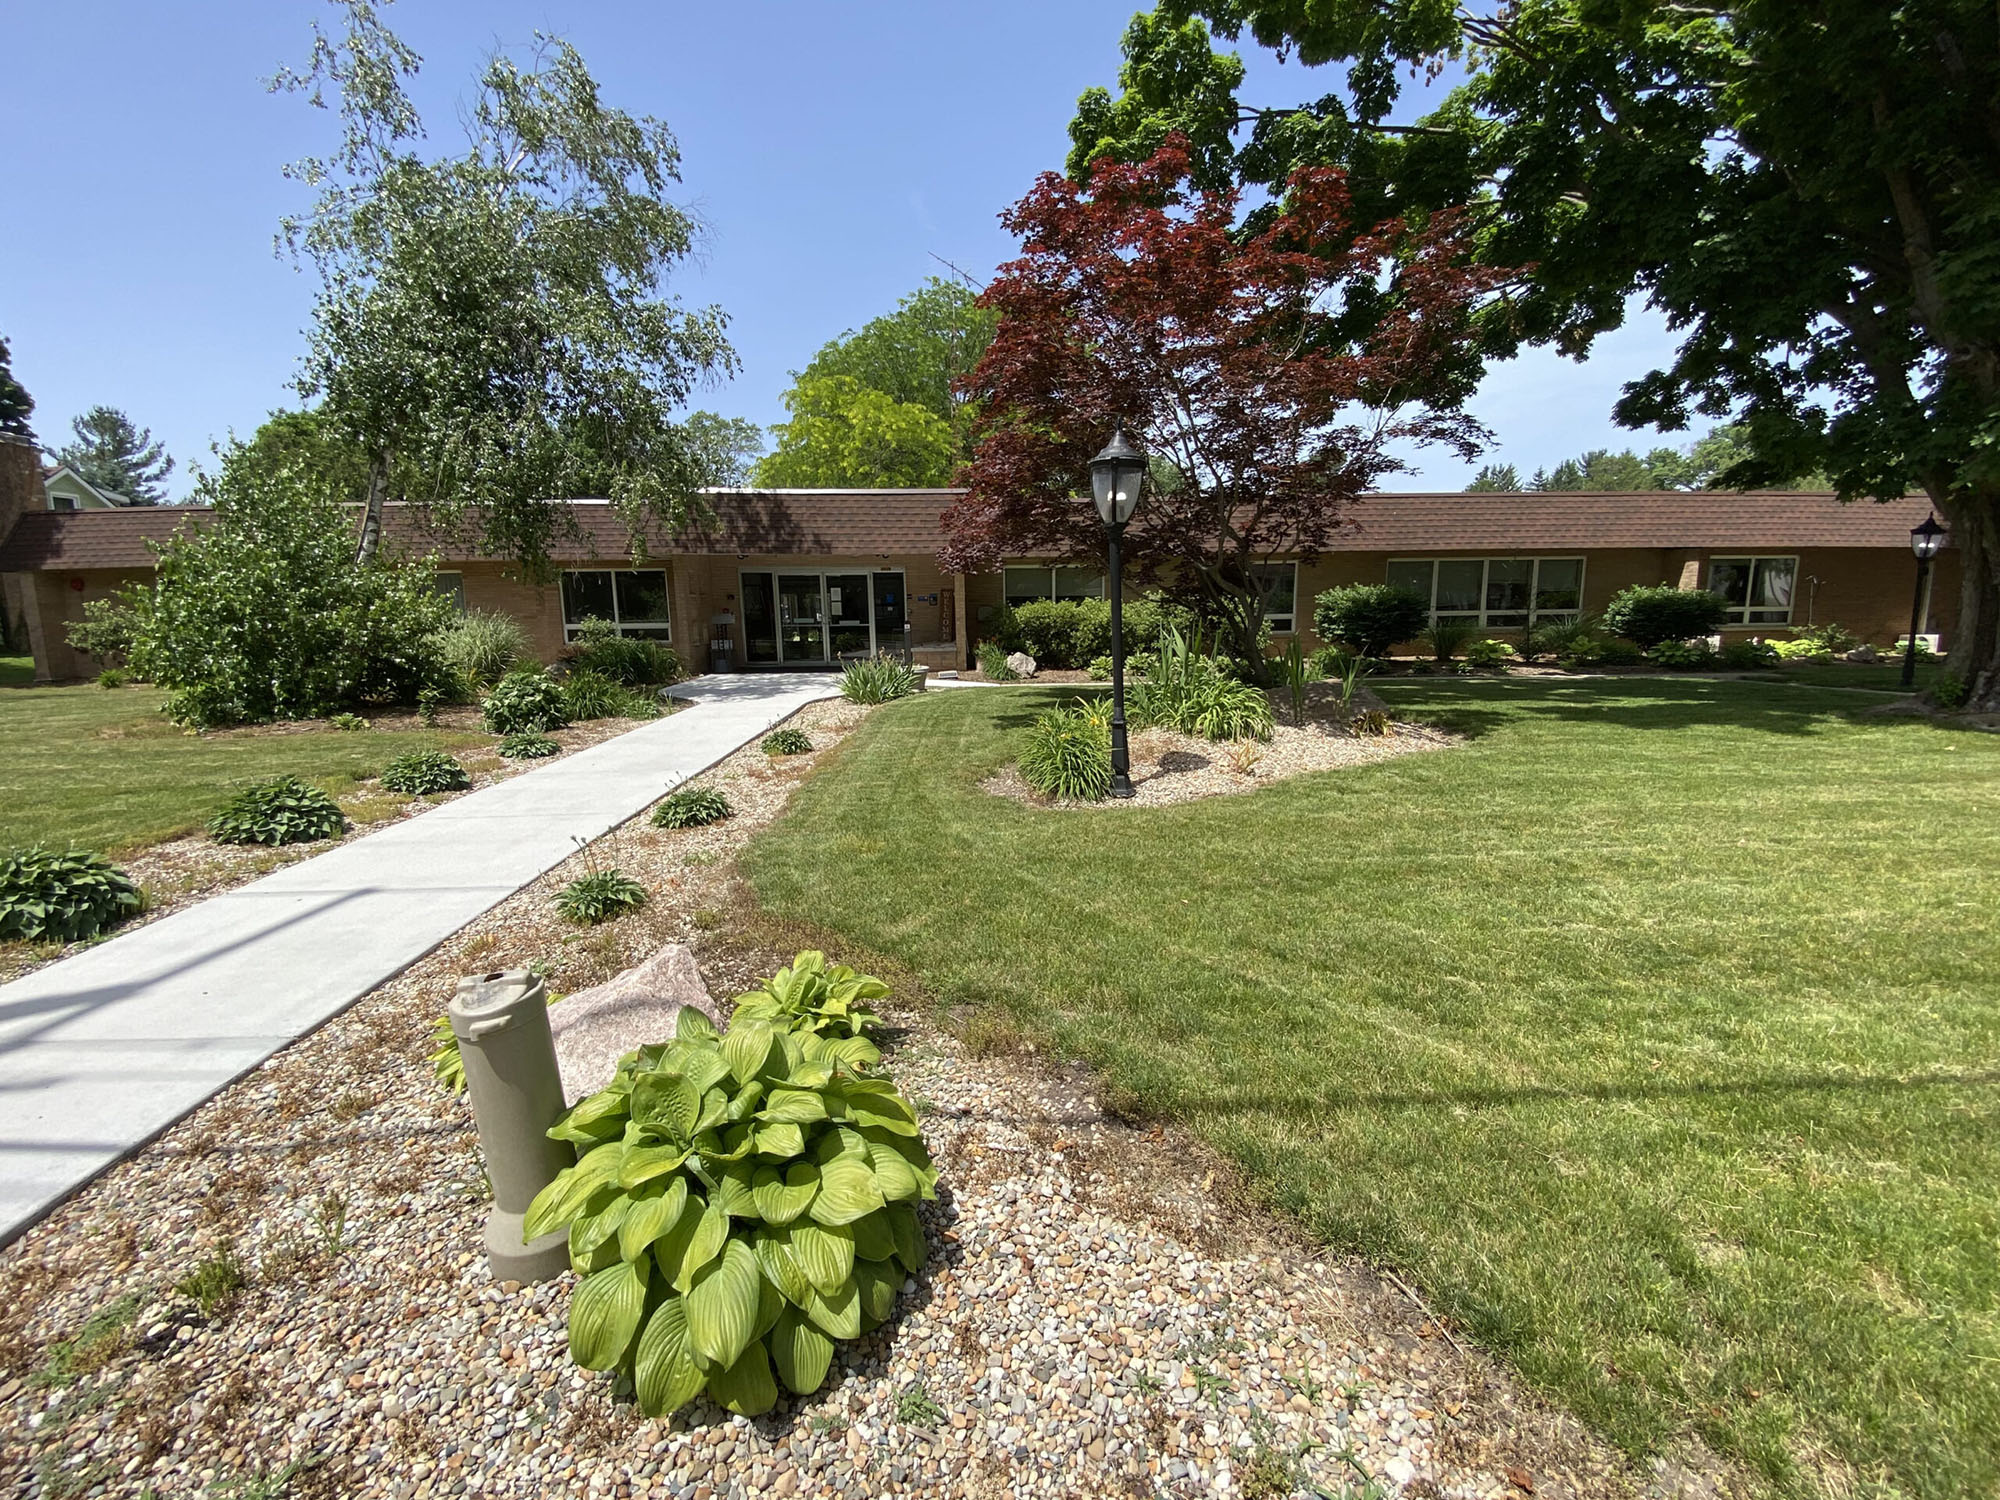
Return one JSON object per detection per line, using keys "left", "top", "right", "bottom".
{"left": 740, "top": 570, "right": 906, "bottom": 666}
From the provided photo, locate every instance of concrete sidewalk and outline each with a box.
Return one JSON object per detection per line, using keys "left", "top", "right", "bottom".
{"left": 0, "top": 672, "right": 842, "bottom": 1245}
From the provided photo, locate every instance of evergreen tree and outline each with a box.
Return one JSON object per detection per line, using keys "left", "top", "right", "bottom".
{"left": 1465, "top": 463, "right": 1522, "bottom": 492}
{"left": 56, "top": 406, "right": 174, "bottom": 504}
{"left": 0, "top": 336, "right": 35, "bottom": 440}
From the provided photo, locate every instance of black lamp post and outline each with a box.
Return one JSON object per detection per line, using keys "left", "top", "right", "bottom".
{"left": 1902, "top": 514, "right": 1947, "bottom": 689}
{"left": 1090, "top": 421, "right": 1148, "bottom": 798}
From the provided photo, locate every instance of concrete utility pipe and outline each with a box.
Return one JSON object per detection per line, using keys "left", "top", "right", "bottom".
{"left": 447, "top": 970, "right": 574, "bottom": 1282}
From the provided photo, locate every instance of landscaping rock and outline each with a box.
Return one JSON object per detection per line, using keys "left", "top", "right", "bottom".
{"left": 1844, "top": 644, "right": 1881, "bottom": 663}
{"left": 1005, "top": 651, "right": 1038, "bottom": 678}
{"left": 549, "top": 940, "right": 720, "bottom": 1099}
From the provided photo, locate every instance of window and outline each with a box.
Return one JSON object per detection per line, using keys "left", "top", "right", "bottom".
{"left": 1003, "top": 565, "right": 1104, "bottom": 607}
{"left": 430, "top": 572, "right": 466, "bottom": 612}
{"left": 1250, "top": 562, "right": 1297, "bottom": 633}
{"left": 1707, "top": 556, "right": 1796, "bottom": 625}
{"left": 1386, "top": 557, "right": 1587, "bottom": 628}
{"left": 560, "top": 569, "right": 671, "bottom": 641}
{"left": 51, "top": 494, "right": 76, "bottom": 512}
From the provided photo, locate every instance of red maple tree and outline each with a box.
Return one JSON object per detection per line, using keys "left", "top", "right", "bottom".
{"left": 942, "top": 138, "right": 1506, "bottom": 671}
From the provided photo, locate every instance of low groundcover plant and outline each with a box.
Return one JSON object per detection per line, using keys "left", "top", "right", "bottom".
{"left": 378, "top": 749, "right": 472, "bottom": 795}
{"left": 762, "top": 727, "right": 813, "bottom": 756}
{"left": 652, "top": 786, "right": 733, "bottom": 830}
{"left": 498, "top": 730, "right": 562, "bottom": 759}
{"left": 0, "top": 845, "right": 144, "bottom": 944}
{"left": 206, "top": 776, "right": 346, "bottom": 846}
{"left": 523, "top": 977, "right": 933, "bottom": 1417}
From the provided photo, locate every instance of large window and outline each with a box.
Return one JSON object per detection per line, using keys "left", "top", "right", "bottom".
{"left": 1386, "top": 557, "right": 1585, "bottom": 628}
{"left": 1004, "top": 565, "right": 1104, "bottom": 608}
{"left": 560, "top": 569, "right": 671, "bottom": 641}
{"left": 1251, "top": 562, "right": 1297, "bottom": 633}
{"left": 430, "top": 571, "right": 466, "bottom": 612}
{"left": 1707, "top": 556, "right": 1796, "bottom": 625}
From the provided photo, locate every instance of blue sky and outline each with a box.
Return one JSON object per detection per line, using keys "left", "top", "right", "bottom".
{"left": 0, "top": 0, "right": 1687, "bottom": 500}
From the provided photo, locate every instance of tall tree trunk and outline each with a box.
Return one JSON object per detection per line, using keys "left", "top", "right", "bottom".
{"left": 1943, "top": 490, "right": 2000, "bottom": 710}
{"left": 354, "top": 459, "right": 386, "bottom": 566}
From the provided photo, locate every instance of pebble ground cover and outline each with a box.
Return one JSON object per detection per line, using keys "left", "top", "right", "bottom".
{"left": 744, "top": 677, "right": 2000, "bottom": 1500}
{"left": 0, "top": 695, "right": 1686, "bottom": 1500}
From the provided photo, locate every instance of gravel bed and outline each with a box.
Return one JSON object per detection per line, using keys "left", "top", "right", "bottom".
{"left": 0, "top": 701, "right": 678, "bottom": 987}
{"left": 0, "top": 693, "right": 1739, "bottom": 1500}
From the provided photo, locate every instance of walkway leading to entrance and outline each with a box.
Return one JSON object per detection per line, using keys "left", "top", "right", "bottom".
{"left": 0, "top": 673, "right": 842, "bottom": 1246}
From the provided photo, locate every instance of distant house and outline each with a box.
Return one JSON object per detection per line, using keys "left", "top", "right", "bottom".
{"left": 41, "top": 465, "right": 134, "bottom": 512}
{"left": 0, "top": 486, "right": 1957, "bottom": 683}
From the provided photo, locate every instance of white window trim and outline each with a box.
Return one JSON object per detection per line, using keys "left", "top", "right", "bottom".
{"left": 1706, "top": 555, "right": 1799, "bottom": 626}
{"left": 1387, "top": 556, "right": 1588, "bottom": 628}
{"left": 1252, "top": 560, "right": 1298, "bottom": 634}
{"left": 560, "top": 567, "right": 672, "bottom": 642}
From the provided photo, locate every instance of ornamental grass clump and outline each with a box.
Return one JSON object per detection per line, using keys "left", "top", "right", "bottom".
{"left": 523, "top": 992, "right": 933, "bottom": 1417}
{"left": 762, "top": 727, "right": 813, "bottom": 756}
{"left": 378, "top": 749, "right": 472, "bottom": 795}
{"left": 653, "top": 786, "right": 732, "bottom": 830}
{"left": 1127, "top": 626, "right": 1274, "bottom": 741}
{"left": 207, "top": 776, "right": 346, "bottom": 846}
{"left": 1018, "top": 700, "right": 1113, "bottom": 801}
{"left": 483, "top": 670, "right": 570, "bottom": 735}
{"left": 838, "top": 655, "right": 919, "bottom": 705}
{"left": 563, "top": 668, "right": 658, "bottom": 722}
{"left": 498, "top": 730, "right": 562, "bottom": 759}
{"left": 0, "top": 846, "right": 144, "bottom": 945}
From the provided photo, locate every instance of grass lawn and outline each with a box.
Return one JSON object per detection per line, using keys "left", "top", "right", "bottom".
{"left": 1770, "top": 661, "right": 1945, "bottom": 693}
{"left": 0, "top": 681, "right": 493, "bottom": 855}
{"left": 0, "top": 655, "right": 34, "bottom": 688}
{"left": 744, "top": 677, "right": 2000, "bottom": 1500}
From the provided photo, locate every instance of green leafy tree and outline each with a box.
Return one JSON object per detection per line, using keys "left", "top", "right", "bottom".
{"left": 194, "top": 408, "right": 373, "bottom": 509}
{"left": 69, "top": 435, "right": 455, "bottom": 726}
{"left": 1070, "top": 2, "right": 2000, "bottom": 707}
{"left": 0, "top": 336, "right": 32, "bottom": 439}
{"left": 793, "top": 277, "right": 997, "bottom": 455}
{"left": 276, "top": 1, "right": 735, "bottom": 575}
{"left": 55, "top": 406, "right": 174, "bottom": 504}
{"left": 1464, "top": 463, "right": 1521, "bottom": 492}
{"left": 754, "top": 375, "right": 956, "bottom": 489}
{"left": 682, "top": 411, "right": 764, "bottom": 486}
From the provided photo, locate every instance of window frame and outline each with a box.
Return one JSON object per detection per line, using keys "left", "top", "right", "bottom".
{"left": 1705, "top": 554, "right": 1799, "bottom": 626}
{"left": 1003, "top": 564, "right": 1105, "bottom": 608}
{"left": 1250, "top": 560, "right": 1298, "bottom": 634}
{"left": 560, "top": 567, "right": 672, "bottom": 642}
{"left": 1384, "top": 556, "right": 1589, "bottom": 629}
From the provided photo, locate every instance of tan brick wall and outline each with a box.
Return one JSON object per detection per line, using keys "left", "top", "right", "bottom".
{"left": 23, "top": 567, "right": 151, "bottom": 681}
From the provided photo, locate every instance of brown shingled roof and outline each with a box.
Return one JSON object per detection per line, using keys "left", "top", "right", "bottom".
{"left": 0, "top": 488, "right": 1942, "bottom": 573}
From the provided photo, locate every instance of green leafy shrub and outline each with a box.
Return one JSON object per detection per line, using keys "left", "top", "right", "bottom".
{"left": 1313, "top": 585, "right": 1429, "bottom": 658}
{"left": 329, "top": 711, "right": 369, "bottom": 732}
{"left": 1129, "top": 627, "right": 1274, "bottom": 741}
{"left": 839, "top": 656, "right": 919, "bottom": 704}
{"left": 522, "top": 1001, "right": 933, "bottom": 1418}
{"left": 97, "top": 668, "right": 132, "bottom": 689}
{"left": 1932, "top": 674, "right": 1970, "bottom": 709}
{"left": 207, "top": 777, "right": 346, "bottom": 846}
{"left": 1771, "top": 637, "right": 1835, "bottom": 662}
{"left": 762, "top": 727, "right": 813, "bottom": 756}
{"left": 1003, "top": 601, "right": 1094, "bottom": 668}
{"left": 1464, "top": 638, "right": 1516, "bottom": 669}
{"left": 1086, "top": 655, "right": 1113, "bottom": 681}
{"left": 499, "top": 730, "right": 562, "bottom": 759}
{"left": 1601, "top": 585, "right": 1728, "bottom": 649}
{"left": 484, "top": 670, "right": 571, "bottom": 734}
{"left": 565, "top": 618, "right": 686, "bottom": 687}
{"left": 417, "top": 685, "right": 444, "bottom": 725}
{"left": 976, "top": 641, "right": 1018, "bottom": 681}
{"left": 379, "top": 750, "right": 472, "bottom": 795}
{"left": 653, "top": 786, "right": 733, "bottom": 829}
{"left": 557, "top": 868, "right": 648, "bottom": 925}
{"left": 1793, "top": 622, "right": 1860, "bottom": 654}
{"left": 731, "top": 950, "right": 884, "bottom": 1037}
{"left": 1522, "top": 613, "right": 1601, "bottom": 662}
{"left": 1350, "top": 707, "right": 1392, "bottom": 736}
{"left": 1418, "top": 619, "right": 1478, "bottom": 663}
{"left": 1648, "top": 639, "right": 1718, "bottom": 669}
{"left": 65, "top": 460, "right": 455, "bottom": 728}
{"left": 1721, "top": 639, "right": 1780, "bottom": 668}
{"left": 0, "top": 846, "right": 144, "bottom": 944}
{"left": 1019, "top": 701, "right": 1114, "bottom": 801}
{"left": 563, "top": 668, "right": 630, "bottom": 722}
{"left": 439, "top": 611, "right": 532, "bottom": 692}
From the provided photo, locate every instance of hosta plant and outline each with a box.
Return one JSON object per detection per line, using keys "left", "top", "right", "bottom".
{"left": 730, "top": 950, "right": 884, "bottom": 1038}
{"left": 207, "top": 776, "right": 346, "bottom": 846}
{"left": 557, "top": 869, "right": 648, "bottom": 925}
{"left": 523, "top": 1005, "right": 934, "bottom": 1417}
{"left": 652, "top": 786, "right": 732, "bottom": 830}
{"left": 498, "top": 730, "right": 562, "bottom": 759}
{"left": 761, "top": 727, "right": 813, "bottom": 756}
{"left": 483, "top": 670, "right": 570, "bottom": 735}
{"left": 379, "top": 749, "right": 472, "bottom": 795}
{"left": 0, "top": 846, "right": 144, "bottom": 944}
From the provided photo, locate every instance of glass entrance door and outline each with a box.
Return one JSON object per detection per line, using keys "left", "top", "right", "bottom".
{"left": 777, "top": 575, "right": 827, "bottom": 663}
{"left": 826, "top": 574, "right": 871, "bottom": 658}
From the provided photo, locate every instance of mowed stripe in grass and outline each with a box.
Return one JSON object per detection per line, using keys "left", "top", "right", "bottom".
{"left": 0, "top": 682, "right": 491, "bottom": 854}
{"left": 744, "top": 678, "right": 2000, "bottom": 1500}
